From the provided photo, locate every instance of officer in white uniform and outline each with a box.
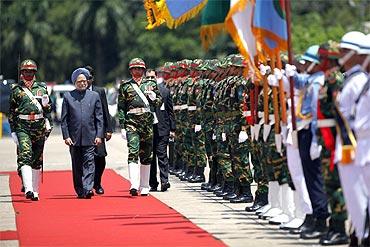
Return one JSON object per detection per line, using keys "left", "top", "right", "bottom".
{"left": 336, "top": 31, "right": 369, "bottom": 243}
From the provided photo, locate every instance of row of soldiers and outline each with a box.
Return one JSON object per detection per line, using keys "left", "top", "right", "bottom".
{"left": 155, "top": 31, "right": 370, "bottom": 246}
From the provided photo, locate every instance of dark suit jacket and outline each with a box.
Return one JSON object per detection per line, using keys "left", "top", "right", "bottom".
{"left": 92, "top": 86, "right": 113, "bottom": 157}
{"left": 154, "top": 83, "right": 176, "bottom": 137}
{"left": 61, "top": 89, "right": 104, "bottom": 146}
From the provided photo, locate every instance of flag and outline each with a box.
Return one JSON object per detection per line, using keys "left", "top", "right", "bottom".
{"left": 225, "top": 0, "right": 257, "bottom": 73}
{"left": 200, "top": 0, "right": 230, "bottom": 50}
{"left": 144, "top": 0, "right": 208, "bottom": 30}
{"left": 252, "top": 0, "right": 288, "bottom": 60}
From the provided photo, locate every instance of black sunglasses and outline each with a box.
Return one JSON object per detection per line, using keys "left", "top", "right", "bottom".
{"left": 146, "top": 76, "right": 156, "bottom": 79}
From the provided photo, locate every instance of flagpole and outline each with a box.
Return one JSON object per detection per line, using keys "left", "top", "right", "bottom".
{"left": 285, "top": 0, "right": 297, "bottom": 131}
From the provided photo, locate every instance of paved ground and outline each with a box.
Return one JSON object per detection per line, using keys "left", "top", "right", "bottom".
{"left": 0, "top": 130, "right": 340, "bottom": 247}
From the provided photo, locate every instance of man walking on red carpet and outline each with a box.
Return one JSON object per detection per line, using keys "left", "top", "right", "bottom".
{"left": 61, "top": 68, "right": 104, "bottom": 199}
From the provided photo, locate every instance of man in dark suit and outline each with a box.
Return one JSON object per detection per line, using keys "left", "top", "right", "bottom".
{"left": 147, "top": 69, "right": 176, "bottom": 192}
{"left": 61, "top": 68, "right": 104, "bottom": 199}
{"left": 85, "top": 66, "right": 113, "bottom": 195}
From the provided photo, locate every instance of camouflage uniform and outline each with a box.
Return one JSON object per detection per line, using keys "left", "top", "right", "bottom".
{"left": 187, "top": 60, "right": 208, "bottom": 182}
{"left": 117, "top": 58, "right": 162, "bottom": 195}
{"left": 8, "top": 59, "right": 52, "bottom": 200}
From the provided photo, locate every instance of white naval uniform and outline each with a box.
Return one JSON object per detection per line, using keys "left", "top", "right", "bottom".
{"left": 286, "top": 88, "right": 313, "bottom": 219}
{"left": 336, "top": 68, "right": 369, "bottom": 239}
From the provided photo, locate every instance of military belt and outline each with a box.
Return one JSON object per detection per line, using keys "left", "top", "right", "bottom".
{"left": 173, "top": 105, "right": 181, "bottom": 110}
{"left": 127, "top": 107, "right": 150, "bottom": 114}
{"left": 19, "top": 113, "right": 44, "bottom": 121}
{"left": 242, "top": 111, "right": 251, "bottom": 117}
{"left": 188, "top": 106, "right": 197, "bottom": 111}
{"left": 179, "top": 104, "right": 188, "bottom": 110}
{"left": 317, "top": 119, "right": 336, "bottom": 128}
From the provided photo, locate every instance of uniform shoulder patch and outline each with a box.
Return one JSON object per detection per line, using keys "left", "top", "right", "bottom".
{"left": 11, "top": 83, "right": 21, "bottom": 90}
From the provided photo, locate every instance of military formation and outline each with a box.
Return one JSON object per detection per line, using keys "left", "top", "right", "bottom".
{"left": 7, "top": 30, "right": 370, "bottom": 246}
{"left": 154, "top": 31, "right": 370, "bottom": 246}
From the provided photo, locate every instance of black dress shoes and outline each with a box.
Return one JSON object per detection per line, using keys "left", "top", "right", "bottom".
{"left": 161, "top": 182, "right": 171, "bottom": 192}
{"left": 300, "top": 218, "right": 327, "bottom": 239}
{"left": 149, "top": 187, "right": 158, "bottom": 192}
{"left": 319, "top": 229, "right": 349, "bottom": 246}
{"left": 25, "top": 191, "right": 34, "bottom": 200}
{"left": 95, "top": 186, "right": 104, "bottom": 195}
{"left": 130, "top": 188, "right": 138, "bottom": 196}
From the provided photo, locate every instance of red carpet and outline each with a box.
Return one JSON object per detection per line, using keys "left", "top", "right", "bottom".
{"left": 7, "top": 169, "right": 225, "bottom": 246}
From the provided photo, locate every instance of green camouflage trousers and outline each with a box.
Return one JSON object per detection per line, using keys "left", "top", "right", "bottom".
{"left": 16, "top": 120, "right": 46, "bottom": 170}
{"left": 174, "top": 123, "right": 184, "bottom": 169}
{"left": 250, "top": 136, "right": 268, "bottom": 195}
{"left": 263, "top": 127, "right": 290, "bottom": 185}
{"left": 319, "top": 129, "right": 347, "bottom": 222}
{"left": 182, "top": 126, "right": 193, "bottom": 167}
{"left": 215, "top": 125, "right": 234, "bottom": 182}
{"left": 126, "top": 115, "right": 153, "bottom": 165}
{"left": 228, "top": 131, "right": 253, "bottom": 186}
{"left": 191, "top": 128, "right": 207, "bottom": 168}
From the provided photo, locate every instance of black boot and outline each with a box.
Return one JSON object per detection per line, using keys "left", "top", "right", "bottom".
{"left": 208, "top": 170, "right": 223, "bottom": 192}
{"left": 319, "top": 219, "right": 348, "bottom": 245}
{"left": 245, "top": 192, "right": 268, "bottom": 212}
{"left": 300, "top": 217, "right": 328, "bottom": 239}
{"left": 216, "top": 181, "right": 234, "bottom": 197}
{"left": 230, "top": 184, "right": 253, "bottom": 203}
{"left": 289, "top": 214, "right": 315, "bottom": 234}
{"left": 25, "top": 191, "right": 35, "bottom": 200}
{"left": 223, "top": 181, "right": 238, "bottom": 200}
{"left": 189, "top": 167, "right": 205, "bottom": 183}
{"left": 181, "top": 166, "right": 194, "bottom": 181}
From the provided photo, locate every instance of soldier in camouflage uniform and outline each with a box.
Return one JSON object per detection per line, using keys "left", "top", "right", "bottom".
{"left": 225, "top": 55, "right": 254, "bottom": 203}
{"left": 187, "top": 59, "right": 208, "bottom": 183}
{"left": 200, "top": 60, "right": 220, "bottom": 190}
{"left": 9, "top": 59, "right": 53, "bottom": 201}
{"left": 118, "top": 58, "right": 162, "bottom": 196}
{"left": 314, "top": 42, "right": 348, "bottom": 245}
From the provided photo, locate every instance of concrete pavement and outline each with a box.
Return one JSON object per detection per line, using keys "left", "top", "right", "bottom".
{"left": 0, "top": 131, "right": 341, "bottom": 247}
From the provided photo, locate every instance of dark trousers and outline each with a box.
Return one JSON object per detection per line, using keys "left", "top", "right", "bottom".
{"left": 70, "top": 146, "right": 95, "bottom": 196}
{"left": 298, "top": 128, "right": 329, "bottom": 220}
{"left": 94, "top": 156, "right": 106, "bottom": 188}
{"left": 150, "top": 129, "right": 170, "bottom": 188}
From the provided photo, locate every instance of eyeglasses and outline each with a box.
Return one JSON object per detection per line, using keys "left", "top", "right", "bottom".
{"left": 146, "top": 76, "right": 156, "bottom": 79}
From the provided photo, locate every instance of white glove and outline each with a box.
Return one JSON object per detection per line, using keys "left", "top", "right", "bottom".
{"left": 238, "top": 131, "right": 248, "bottom": 143}
{"left": 212, "top": 133, "right": 216, "bottom": 140}
{"left": 285, "top": 64, "right": 297, "bottom": 77}
{"left": 310, "top": 142, "right": 322, "bottom": 160}
{"left": 146, "top": 91, "right": 157, "bottom": 101}
{"left": 121, "top": 129, "right": 127, "bottom": 140}
{"left": 274, "top": 68, "right": 283, "bottom": 80}
{"left": 267, "top": 74, "right": 279, "bottom": 87}
{"left": 11, "top": 132, "right": 19, "bottom": 146}
{"left": 41, "top": 94, "right": 49, "bottom": 107}
{"left": 259, "top": 64, "right": 271, "bottom": 76}
{"left": 45, "top": 119, "right": 52, "bottom": 131}
{"left": 222, "top": 133, "right": 227, "bottom": 142}
{"left": 194, "top": 125, "right": 202, "bottom": 133}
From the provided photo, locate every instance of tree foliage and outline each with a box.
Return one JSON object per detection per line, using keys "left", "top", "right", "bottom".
{"left": 0, "top": 0, "right": 369, "bottom": 85}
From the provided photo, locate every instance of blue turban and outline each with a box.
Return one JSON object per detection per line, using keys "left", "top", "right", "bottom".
{"left": 71, "top": 68, "right": 91, "bottom": 84}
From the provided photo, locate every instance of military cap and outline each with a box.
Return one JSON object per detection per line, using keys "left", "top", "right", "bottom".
{"left": 20, "top": 59, "right": 37, "bottom": 71}
{"left": 190, "top": 59, "right": 204, "bottom": 70}
{"left": 229, "top": 54, "right": 247, "bottom": 67}
{"left": 318, "top": 41, "right": 341, "bottom": 59}
{"left": 301, "top": 45, "right": 320, "bottom": 64}
{"left": 178, "top": 59, "right": 192, "bottom": 70}
{"left": 129, "top": 58, "right": 146, "bottom": 69}
{"left": 340, "top": 31, "right": 365, "bottom": 51}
